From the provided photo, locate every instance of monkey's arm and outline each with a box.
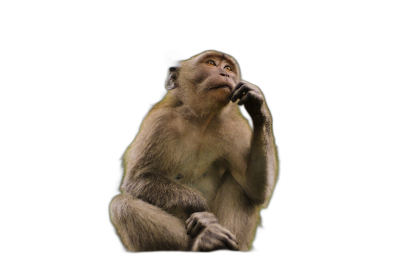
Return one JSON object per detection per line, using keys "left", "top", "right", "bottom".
{"left": 245, "top": 115, "right": 277, "bottom": 206}
{"left": 230, "top": 82, "right": 278, "bottom": 206}
{"left": 123, "top": 173, "right": 210, "bottom": 220}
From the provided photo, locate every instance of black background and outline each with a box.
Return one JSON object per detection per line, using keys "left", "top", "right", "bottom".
{"left": 21, "top": 10, "right": 366, "bottom": 259}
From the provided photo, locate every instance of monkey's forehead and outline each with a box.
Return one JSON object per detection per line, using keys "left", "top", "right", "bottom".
{"left": 183, "top": 50, "right": 239, "bottom": 67}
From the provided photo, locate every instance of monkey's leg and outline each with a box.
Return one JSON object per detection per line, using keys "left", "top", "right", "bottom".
{"left": 110, "top": 194, "right": 191, "bottom": 251}
{"left": 211, "top": 176, "right": 260, "bottom": 251}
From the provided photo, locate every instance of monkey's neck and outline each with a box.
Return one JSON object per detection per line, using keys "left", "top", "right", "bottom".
{"left": 167, "top": 89, "right": 231, "bottom": 130}
{"left": 198, "top": 111, "right": 216, "bottom": 133}
{"left": 193, "top": 101, "right": 228, "bottom": 122}
{"left": 178, "top": 104, "right": 218, "bottom": 125}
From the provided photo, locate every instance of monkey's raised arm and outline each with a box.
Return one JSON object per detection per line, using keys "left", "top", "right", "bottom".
{"left": 230, "top": 82, "right": 278, "bottom": 207}
{"left": 245, "top": 112, "right": 277, "bottom": 207}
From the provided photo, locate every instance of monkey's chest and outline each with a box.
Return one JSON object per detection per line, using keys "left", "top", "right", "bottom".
{"left": 172, "top": 142, "right": 222, "bottom": 178}
{"left": 168, "top": 136, "right": 226, "bottom": 201}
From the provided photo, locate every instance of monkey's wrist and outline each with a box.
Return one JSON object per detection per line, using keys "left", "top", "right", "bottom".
{"left": 251, "top": 112, "right": 267, "bottom": 127}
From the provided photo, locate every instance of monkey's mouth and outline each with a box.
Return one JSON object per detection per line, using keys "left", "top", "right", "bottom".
{"left": 207, "top": 84, "right": 232, "bottom": 92}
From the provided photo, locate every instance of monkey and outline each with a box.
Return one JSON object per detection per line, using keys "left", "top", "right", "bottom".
{"left": 110, "top": 50, "right": 278, "bottom": 252}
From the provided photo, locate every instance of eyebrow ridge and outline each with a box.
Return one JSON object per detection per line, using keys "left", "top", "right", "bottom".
{"left": 197, "top": 52, "right": 238, "bottom": 71}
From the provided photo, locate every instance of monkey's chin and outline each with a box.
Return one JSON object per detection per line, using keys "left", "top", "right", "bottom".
{"left": 209, "top": 87, "right": 231, "bottom": 105}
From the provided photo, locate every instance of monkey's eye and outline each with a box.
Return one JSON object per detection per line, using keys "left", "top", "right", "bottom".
{"left": 206, "top": 60, "right": 216, "bottom": 66}
{"left": 224, "top": 65, "right": 232, "bottom": 71}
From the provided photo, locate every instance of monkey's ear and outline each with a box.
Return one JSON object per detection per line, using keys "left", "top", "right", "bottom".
{"left": 166, "top": 67, "right": 180, "bottom": 90}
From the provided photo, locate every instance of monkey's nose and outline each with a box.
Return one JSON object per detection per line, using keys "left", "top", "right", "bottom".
{"left": 220, "top": 72, "right": 230, "bottom": 78}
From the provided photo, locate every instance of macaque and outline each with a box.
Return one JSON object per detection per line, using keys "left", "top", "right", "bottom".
{"left": 110, "top": 50, "right": 278, "bottom": 251}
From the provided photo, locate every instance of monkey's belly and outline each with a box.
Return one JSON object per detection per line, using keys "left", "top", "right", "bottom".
{"left": 170, "top": 165, "right": 225, "bottom": 203}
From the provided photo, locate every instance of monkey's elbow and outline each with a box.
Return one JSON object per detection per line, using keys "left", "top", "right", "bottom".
{"left": 248, "top": 193, "right": 267, "bottom": 207}
{"left": 251, "top": 174, "right": 276, "bottom": 207}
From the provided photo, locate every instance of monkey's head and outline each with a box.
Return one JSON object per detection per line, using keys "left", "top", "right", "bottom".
{"left": 166, "top": 51, "right": 241, "bottom": 115}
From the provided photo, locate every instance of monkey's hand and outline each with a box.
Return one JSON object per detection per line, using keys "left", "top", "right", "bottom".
{"left": 191, "top": 223, "right": 239, "bottom": 252}
{"left": 230, "top": 81, "right": 270, "bottom": 127}
{"left": 188, "top": 212, "right": 239, "bottom": 252}
{"left": 186, "top": 212, "right": 218, "bottom": 238}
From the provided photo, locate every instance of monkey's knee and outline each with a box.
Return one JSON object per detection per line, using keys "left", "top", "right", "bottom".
{"left": 109, "top": 194, "right": 142, "bottom": 251}
{"left": 110, "top": 194, "right": 191, "bottom": 251}
{"left": 110, "top": 194, "right": 134, "bottom": 223}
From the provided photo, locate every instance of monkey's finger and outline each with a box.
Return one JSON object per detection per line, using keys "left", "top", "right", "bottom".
{"left": 185, "top": 217, "right": 193, "bottom": 228}
{"left": 223, "top": 238, "right": 239, "bottom": 251}
{"left": 230, "top": 84, "right": 250, "bottom": 102}
{"left": 199, "top": 240, "right": 226, "bottom": 252}
{"left": 189, "top": 219, "right": 206, "bottom": 237}
{"left": 186, "top": 219, "right": 198, "bottom": 236}
{"left": 186, "top": 212, "right": 200, "bottom": 226}
{"left": 215, "top": 232, "right": 239, "bottom": 251}
{"left": 237, "top": 92, "right": 251, "bottom": 105}
{"left": 231, "top": 81, "right": 245, "bottom": 94}
{"left": 231, "top": 84, "right": 248, "bottom": 102}
{"left": 239, "top": 90, "right": 264, "bottom": 106}
{"left": 190, "top": 222, "right": 205, "bottom": 237}
{"left": 230, "top": 82, "right": 246, "bottom": 101}
{"left": 220, "top": 228, "right": 238, "bottom": 243}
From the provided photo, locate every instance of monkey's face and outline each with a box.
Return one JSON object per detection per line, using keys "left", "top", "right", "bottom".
{"left": 180, "top": 51, "right": 240, "bottom": 107}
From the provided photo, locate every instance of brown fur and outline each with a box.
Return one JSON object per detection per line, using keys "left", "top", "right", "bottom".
{"left": 110, "top": 51, "right": 278, "bottom": 251}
